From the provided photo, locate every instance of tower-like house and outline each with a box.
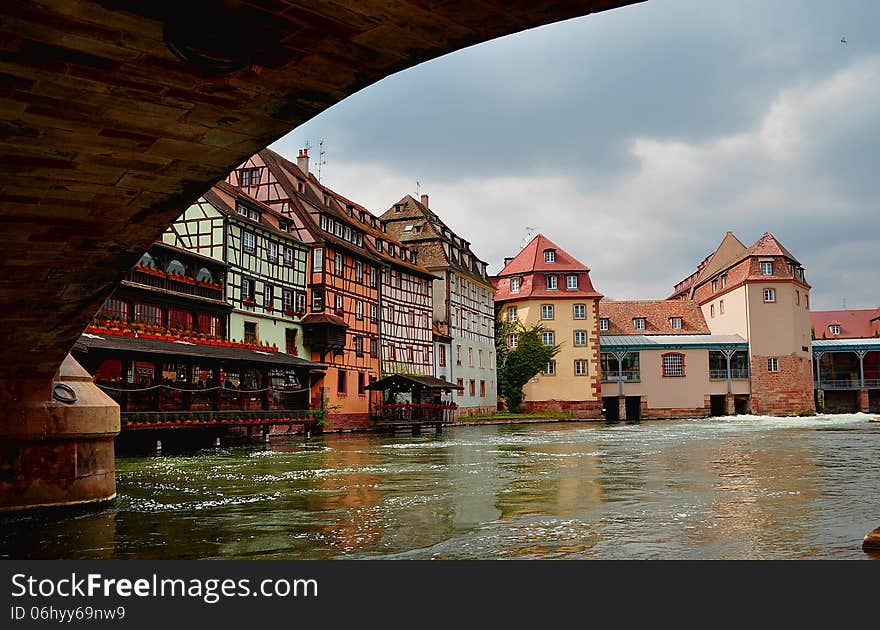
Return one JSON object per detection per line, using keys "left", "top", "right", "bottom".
{"left": 382, "top": 195, "right": 497, "bottom": 416}
{"left": 492, "top": 234, "right": 604, "bottom": 417}
{"left": 671, "top": 232, "right": 814, "bottom": 415}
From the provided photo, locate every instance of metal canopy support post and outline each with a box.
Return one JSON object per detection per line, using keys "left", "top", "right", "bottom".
{"left": 719, "top": 346, "right": 739, "bottom": 395}
{"left": 814, "top": 351, "right": 825, "bottom": 389}
{"left": 855, "top": 350, "right": 869, "bottom": 388}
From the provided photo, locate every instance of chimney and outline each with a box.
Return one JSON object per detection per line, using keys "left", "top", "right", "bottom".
{"left": 297, "top": 148, "right": 309, "bottom": 174}
{"left": 420, "top": 193, "right": 429, "bottom": 208}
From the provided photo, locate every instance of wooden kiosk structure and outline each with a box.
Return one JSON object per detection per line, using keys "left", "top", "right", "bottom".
{"left": 366, "top": 374, "right": 462, "bottom": 433}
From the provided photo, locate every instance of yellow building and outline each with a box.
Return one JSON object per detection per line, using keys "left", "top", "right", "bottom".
{"left": 492, "top": 234, "right": 603, "bottom": 418}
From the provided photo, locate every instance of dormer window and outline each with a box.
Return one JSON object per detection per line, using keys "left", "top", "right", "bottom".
{"left": 236, "top": 202, "right": 260, "bottom": 222}
{"left": 544, "top": 249, "right": 556, "bottom": 263}
{"left": 761, "top": 261, "right": 773, "bottom": 276}
{"left": 721, "top": 274, "right": 727, "bottom": 289}
{"left": 634, "top": 317, "right": 646, "bottom": 331}
{"left": 546, "top": 275, "right": 558, "bottom": 291}
{"left": 376, "top": 240, "right": 384, "bottom": 253}
{"left": 566, "top": 275, "right": 578, "bottom": 290}
{"left": 510, "top": 277, "right": 521, "bottom": 294}
{"left": 829, "top": 324, "right": 841, "bottom": 336}
{"left": 712, "top": 279, "right": 718, "bottom": 293}
{"left": 599, "top": 317, "right": 609, "bottom": 331}
{"left": 388, "top": 244, "right": 396, "bottom": 257}
{"left": 670, "top": 317, "right": 683, "bottom": 330}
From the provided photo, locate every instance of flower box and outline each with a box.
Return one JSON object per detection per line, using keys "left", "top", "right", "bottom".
{"left": 242, "top": 299, "right": 257, "bottom": 308}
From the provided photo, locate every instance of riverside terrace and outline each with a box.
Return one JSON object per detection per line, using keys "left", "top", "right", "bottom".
{"left": 72, "top": 333, "right": 325, "bottom": 437}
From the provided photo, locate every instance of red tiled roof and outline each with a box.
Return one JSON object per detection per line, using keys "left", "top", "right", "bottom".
{"left": 499, "top": 234, "right": 590, "bottom": 275}
{"left": 599, "top": 301, "right": 710, "bottom": 335}
{"left": 493, "top": 234, "right": 602, "bottom": 302}
{"left": 810, "top": 309, "right": 880, "bottom": 339}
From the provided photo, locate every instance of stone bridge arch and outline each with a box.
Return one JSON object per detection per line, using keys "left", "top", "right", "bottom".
{"left": 0, "top": 0, "right": 641, "bottom": 510}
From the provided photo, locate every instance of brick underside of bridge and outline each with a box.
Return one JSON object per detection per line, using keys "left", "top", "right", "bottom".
{"left": 0, "top": 0, "right": 642, "bottom": 510}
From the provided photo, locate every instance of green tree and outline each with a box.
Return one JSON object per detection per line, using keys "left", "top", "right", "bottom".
{"left": 495, "top": 319, "right": 560, "bottom": 413}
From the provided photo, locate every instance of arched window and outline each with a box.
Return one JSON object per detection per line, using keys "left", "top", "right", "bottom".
{"left": 98, "top": 298, "right": 128, "bottom": 322}
{"left": 198, "top": 314, "right": 222, "bottom": 337}
{"left": 166, "top": 259, "right": 186, "bottom": 276}
{"left": 168, "top": 308, "right": 194, "bottom": 330}
{"left": 134, "top": 303, "right": 163, "bottom": 326}
{"left": 138, "top": 252, "right": 158, "bottom": 269}
{"left": 196, "top": 267, "right": 213, "bottom": 283}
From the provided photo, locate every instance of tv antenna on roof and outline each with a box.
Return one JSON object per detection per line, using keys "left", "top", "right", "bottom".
{"left": 525, "top": 226, "right": 536, "bottom": 242}
{"left": 316, "top": 139, "right": 327, "bottom": 183}
{"left": 416, "top": 180, "right": 421, "bottom": 197}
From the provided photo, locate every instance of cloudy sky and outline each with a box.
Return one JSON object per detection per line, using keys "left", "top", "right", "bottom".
{"left": 272, "top": 0, "right": 879, "bottom": 310}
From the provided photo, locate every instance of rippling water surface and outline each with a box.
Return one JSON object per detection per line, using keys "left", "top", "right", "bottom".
{"left": 3, "top": 414, "right": 879, "bottom": 559}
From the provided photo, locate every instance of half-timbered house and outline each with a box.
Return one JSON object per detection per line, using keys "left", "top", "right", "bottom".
{"left": 382, "top": 195, "right": 497, "bottom": 416}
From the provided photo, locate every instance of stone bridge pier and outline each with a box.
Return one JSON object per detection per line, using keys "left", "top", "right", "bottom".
{"left": 0, "top": 356, "right": 119, "bottom": 511}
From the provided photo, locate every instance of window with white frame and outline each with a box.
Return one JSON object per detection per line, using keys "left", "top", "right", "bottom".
{"left": 573, "top": 304, "right": 586, "bottom": 319}
{"left": 634, "top": 317, "right": 646, "bottom": 331}
{"left": 242, "top": 231, "right": 255, "bottom": 254}
{"left": 670, "top": 317, "right": 682, "bottom": 330}
{"left": 574, "top": 359, "right": 589, "bottom": 376}
{"left": 712, "top": 279, "right": 718, "bottom": 293}
{"left": 721, "top": 274, "right": 728, "bottom": 289}
{"left": 566, "top": 275, "right": 578, "bottom": 290}
{"left": 335, "top": 294, "right": 344, "bottom": 312}
{"left": 829, "top": 324, "right": 841, "bottom": 335}
{"left": 546, "top": 275, "right": 558, "bottom": 290}
{"left": 543, "top": 360, "right": 556, "bottom": 375}
{"left": 662, "top": 353, "right": 685, "bottom": 377}
{"left": 541, "top": 331, "right": 555, "bottom": 346}
{"left": 574, "top": 330, "right": 588, "bottom": 346}
{"left": 720, "top": 300, "right": 725, "bottom": 315}
{"left": 541, "top": 304, "right": 554, "bottom": 320}
{"left": 508, "top": 334, "right": 518, "bottom": 348}
{"left": 267, "top": 241, "right": 278, "bottom": 262}
{"left": 767, "top": 357, "right": 780, "bottom": 372}
{"left": 312, "top": 247, "right": 323, "bottom": 272}
{"left": 510, "top": 277, "right": 521, "bottom": 293}
{"left": 544, "top": 249, "right": 556, "bottom": 263}
{"left": 763, "top": 288, "right": 776, "bottom": 302}
{"left": 599, "top": 317, "right": 609, "bottom": 331}
{"left": 761, "top": 261, "right": 773, "bottom": 276}
{"left": 507, "top": 306, "right": 517, "bottom": 321}
{"left": 355, "top": 300, "right": 363, "bottom": 320}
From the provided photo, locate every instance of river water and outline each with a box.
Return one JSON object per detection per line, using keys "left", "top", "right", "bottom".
{"left": 2, "top": 414, "right": 879, "bottom": 559}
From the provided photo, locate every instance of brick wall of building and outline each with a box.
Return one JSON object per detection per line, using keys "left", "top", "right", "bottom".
{"left": 749, "top": 354, "right": 815, "bottom": 415}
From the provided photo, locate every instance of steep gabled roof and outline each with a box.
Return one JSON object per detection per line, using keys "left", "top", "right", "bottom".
{"left": 493, "top": 234, "right": 602, "bottom": 301}
{"left": 382, "top": 194, "right": 493, "bottom": 288}
{"left": 498, "top": 234, "right": 590, "bottom": 276}
{"left": 743, "top": 232, "right": 801, "bottom": 263}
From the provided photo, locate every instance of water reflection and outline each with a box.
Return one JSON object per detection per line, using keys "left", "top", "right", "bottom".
{"left": 1, "top": 415, "right": 878, "bottom": 559}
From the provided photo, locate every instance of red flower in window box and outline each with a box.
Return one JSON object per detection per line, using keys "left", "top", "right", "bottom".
{"left": 242, "top": 299, "right": 257, "bottom": 308}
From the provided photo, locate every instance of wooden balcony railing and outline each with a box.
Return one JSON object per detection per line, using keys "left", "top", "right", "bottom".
{"left": 371, "top": 403, "right": 457, "bottom": 425}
